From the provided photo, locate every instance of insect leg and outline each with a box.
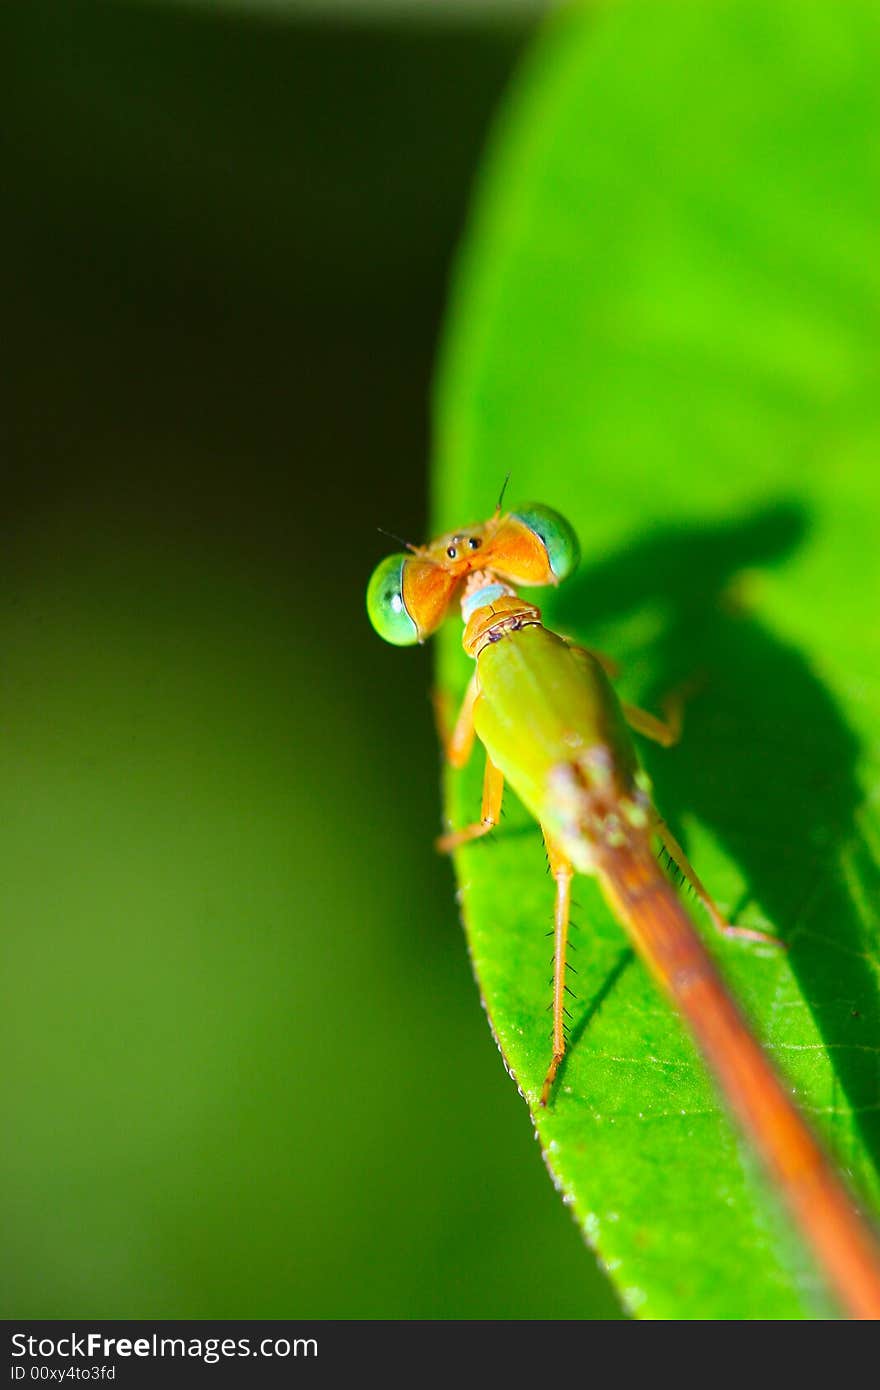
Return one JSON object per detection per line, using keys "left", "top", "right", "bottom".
{"left": 621, "top": 694, "right": 684, "bottom": 748}
{"left": 540, "top": 831, "right": 575, "bottom": 1107}
{"left": 654, "top": 816, "right": 784, "bottom": 948}
{"left": 623, "top": 670, "right": 713, "bottom": 748}
{"left": 436, "top": 754, "right": 504, "bottom": 853}
{"left": 567, "top": 642, "right": 682, "bottom": 744}
{"left": 432, "top": 671, "right": 479, "bottom": 769}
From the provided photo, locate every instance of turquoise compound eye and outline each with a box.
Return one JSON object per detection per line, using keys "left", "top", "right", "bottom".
{"left": 366, "top": 553, "right": 419, "bottom": 646}
{"left": 511, "top": 503, "right": 580, "bottom": 582}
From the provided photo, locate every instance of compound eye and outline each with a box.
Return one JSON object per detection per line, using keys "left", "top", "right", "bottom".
{"left": 511, "top": 503, "right": 580, "bottom": 582}
{"left": 366, "top": 554, "right": 419, "bottom": 646}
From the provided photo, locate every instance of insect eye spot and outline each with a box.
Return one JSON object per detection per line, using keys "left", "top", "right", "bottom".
{"left": 447, "top": 546, "right": 457, "bottom": 559}
{"left": 468, "top": 537, "right": 481, "bottom": 550}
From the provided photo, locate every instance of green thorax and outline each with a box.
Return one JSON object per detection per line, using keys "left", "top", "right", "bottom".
{"left": 473, "top": 624, "right": 641, "bottom": 844}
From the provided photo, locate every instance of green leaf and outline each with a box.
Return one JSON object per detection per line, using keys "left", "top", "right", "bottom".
{"left": 431, "top": 0, "right": 880, "bottom": 1319}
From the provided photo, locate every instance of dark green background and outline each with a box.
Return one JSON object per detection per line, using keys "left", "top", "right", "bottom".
{"left": 0, "top": 1, "right": 620, "bottom": 1318}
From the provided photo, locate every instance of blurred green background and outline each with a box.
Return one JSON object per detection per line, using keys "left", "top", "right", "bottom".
{"left": 0, "top": 0, "right": 621, "bottom": 1317}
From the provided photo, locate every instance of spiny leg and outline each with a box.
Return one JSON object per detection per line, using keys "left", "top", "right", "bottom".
{"left": 655, "top": 816, "right": 784, "bottom": 948}
{"left": 436, "top": 754, "right": 504, "bottom": 853}
{"left": 540, "top": 831, "right": 575, "bottom": 1107}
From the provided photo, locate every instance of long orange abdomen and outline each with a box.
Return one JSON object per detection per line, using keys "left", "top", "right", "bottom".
{"left": 598, "top": 844, "right": 880, "bottom": 1321}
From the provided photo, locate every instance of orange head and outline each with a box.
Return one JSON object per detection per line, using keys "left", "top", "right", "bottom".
{"left": 366, "top": 502, "right": 580, "bottom": 646}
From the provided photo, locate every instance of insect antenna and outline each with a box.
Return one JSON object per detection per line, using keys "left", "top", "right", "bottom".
{"left": 376, "top": 525, "right": 418, "bottom": 554}
{"left": 494, "top": 472, "right": 511, "bottom": 515}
